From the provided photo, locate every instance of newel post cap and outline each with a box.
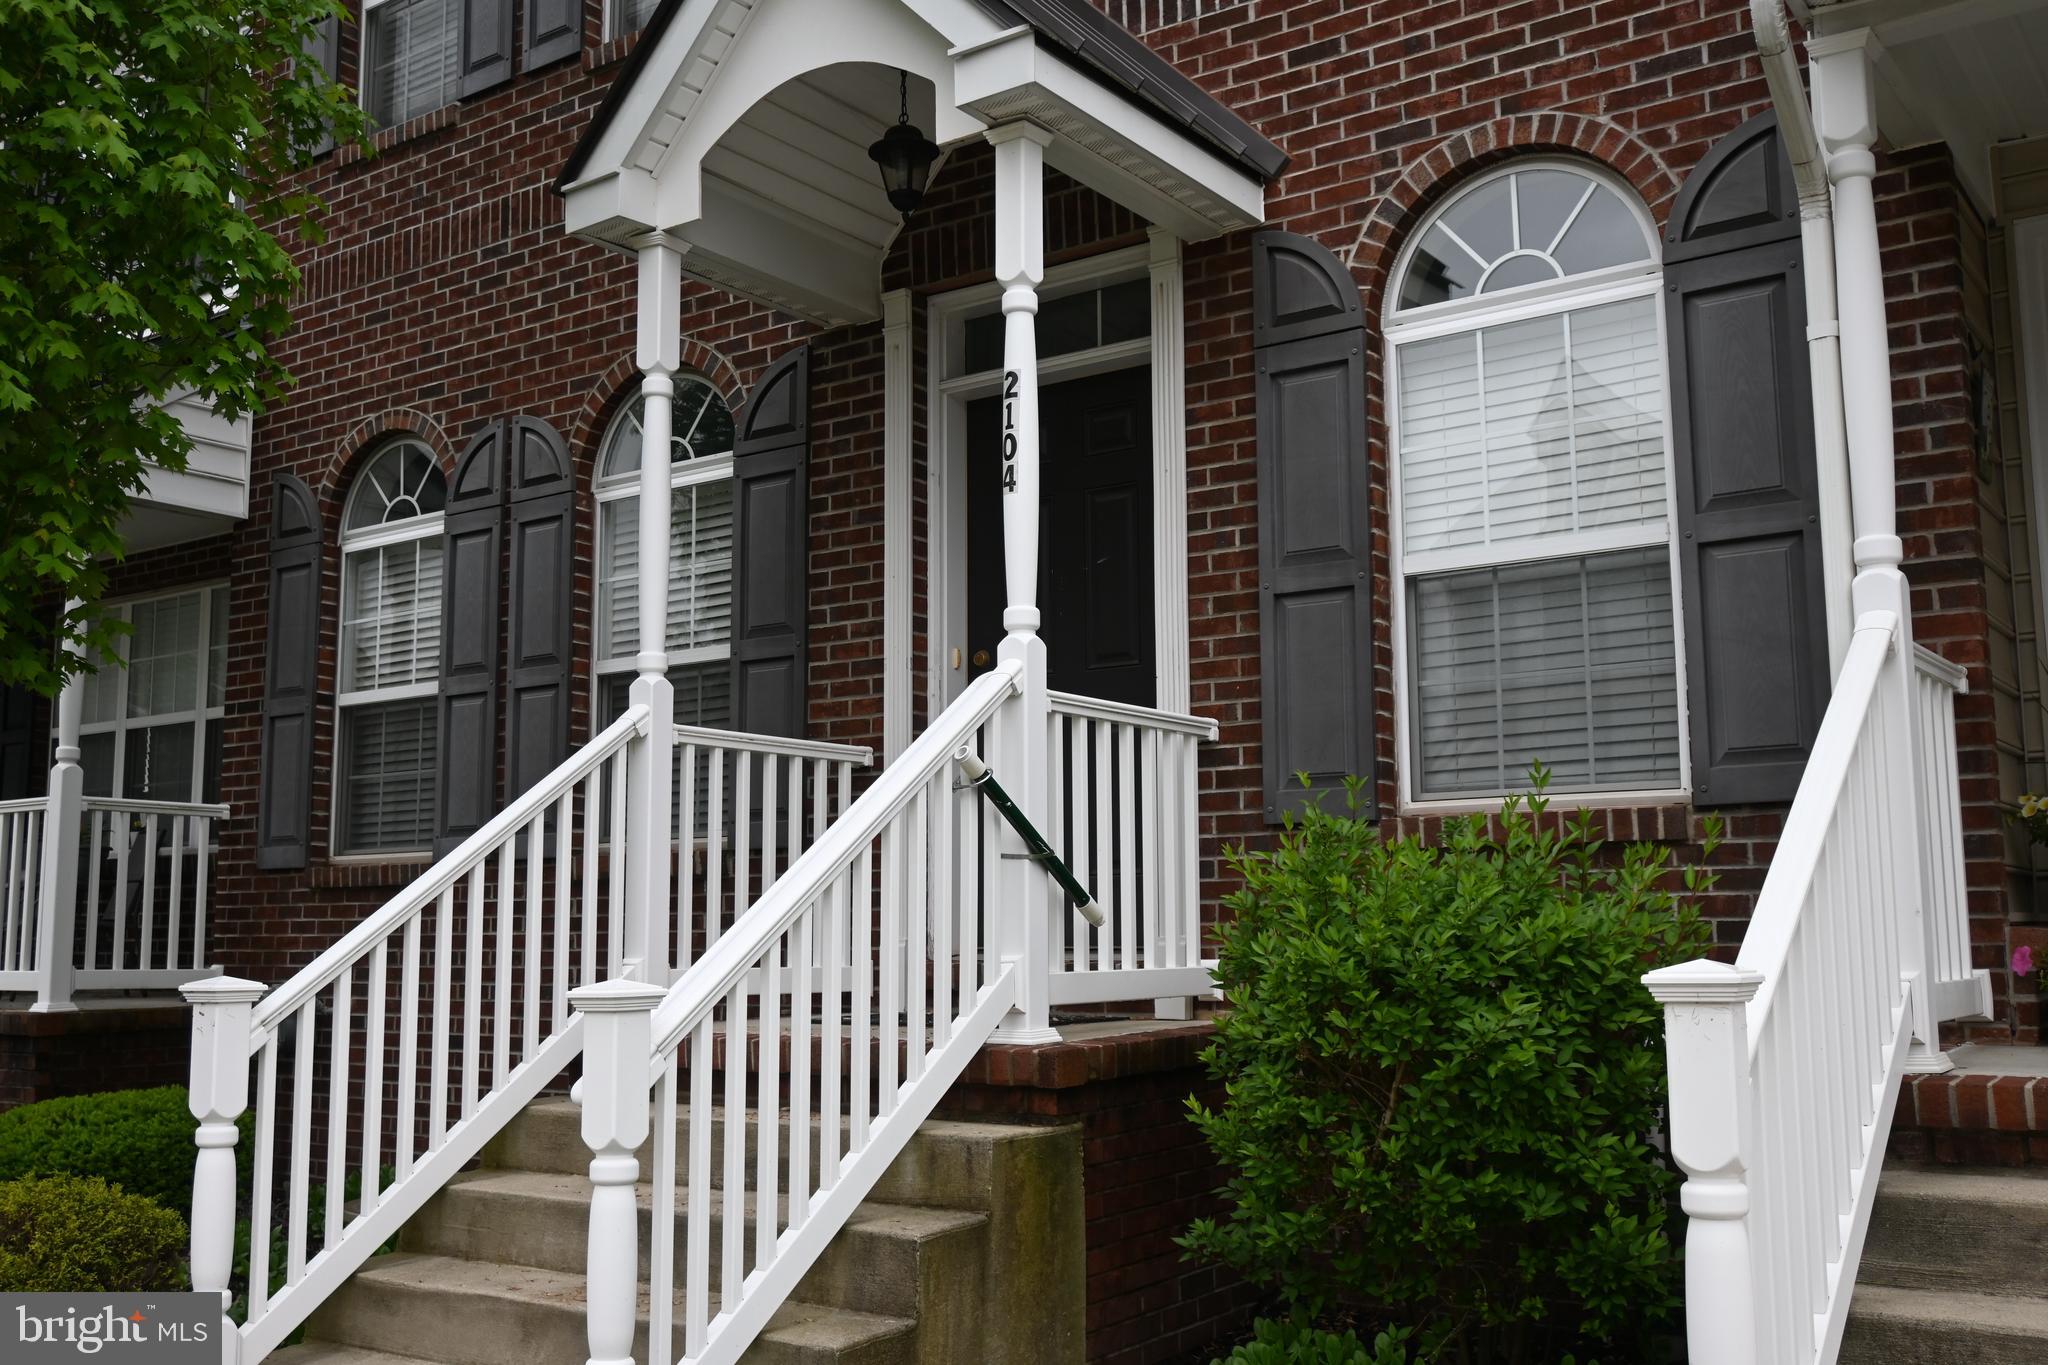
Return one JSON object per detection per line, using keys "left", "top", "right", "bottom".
{"left": 1644, "top": 959, "right": 1765, "bottom": 1006}
{"left": 569, "top": 980, "right": 668, "bottom": 1014}
{"left": 182, "top": 975, "right": 268, "bottom": 1008}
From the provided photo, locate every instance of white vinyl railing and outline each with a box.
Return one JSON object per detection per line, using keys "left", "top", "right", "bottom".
{"left": 1648, "top": 610, "right": 1975, "bottom": 1364}
{"left": 574, "top": 664, "right": 1028, "bottom": 1365}
{"left": 1045, "top": 691, "right": 1216, "bottom": 1006}
{"left": 186, "top": 705, "right": 653, "bottom": 1363}
{"left": 669, "top": 724, "right": 870, "bottom": 978}
{"left": 0, "top": 792, "right": 226, "bottom": 999}
{"left": 1910, "top": 646, "right": 1992, "bottom": 1023}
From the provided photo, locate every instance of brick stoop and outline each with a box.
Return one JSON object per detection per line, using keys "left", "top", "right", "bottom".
{"left": 1888, "top": 1046, "right": 2048, "bottom": 1167}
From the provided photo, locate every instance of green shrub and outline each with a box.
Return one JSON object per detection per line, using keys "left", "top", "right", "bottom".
{"left": 0, "top": 1086, "right": 244, "bottom": 1220}
{"left": 1183, "top": 775, "right": 1713, "bottom": 1362}
{"left": 1215, "top": 1317, "right": 1414, "bottom": 1364}
{"left": 0, "top": 1175, "right": 188, "bottom": 1291}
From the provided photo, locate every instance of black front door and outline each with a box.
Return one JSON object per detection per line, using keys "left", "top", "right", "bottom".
{"left": 967, "top": 366, "right": 1156, "bottom": 706}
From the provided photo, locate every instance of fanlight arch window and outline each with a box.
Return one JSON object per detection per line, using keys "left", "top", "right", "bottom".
{"left": 593, "top": 378, "right": 738, "bottom": 728}
{"left": 1387, "top": 161, "right": 1685, "bottom": 801}
{"left": 336, "top": 441, "right": 447, "bottom": 853}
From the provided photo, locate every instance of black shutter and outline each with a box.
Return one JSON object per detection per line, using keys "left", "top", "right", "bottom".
{"left": 258, "top": 475, "right": 324, "bottom": 869}
{"left": 1251, "top": 232, "right": 1374, "bottom": 823}
{"left": 730, "top": 346, "right": 811, "bottom": 739}
{"left": 524, "top": 0, "right": 581, "bottom": 71}
{"left": 1666, "top": 113, "right": 1829, "bottom": 805}
{"left": 505, "top": 417, "right": 575, "bottom": 798}
{"left": 0, "top": 684, "right": 38, "bottom": 800}
{"left": 460, "top": 0, "right": 515, "bottom": 97}
{"left": 436, "top": 423, "right": 505, "bottom": 853}
{"left": 304, "top": 16, "right": 340, "bottom": 156}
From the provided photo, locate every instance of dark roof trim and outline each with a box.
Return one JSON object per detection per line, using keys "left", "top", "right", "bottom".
{"left": 556, "top": 0, "right": 1287, "bottom": 195}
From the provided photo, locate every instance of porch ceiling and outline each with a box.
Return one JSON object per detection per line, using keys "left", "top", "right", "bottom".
{"left": 554, "top": 0, "right": 1278, "bottom": 326}
{"left": 1802, "top": 0, "right": 2048, "bottom": 209}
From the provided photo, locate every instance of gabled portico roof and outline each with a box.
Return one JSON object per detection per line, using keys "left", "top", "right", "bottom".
{"left": 553, "top": 0, "right": 1281, "bottom": 325}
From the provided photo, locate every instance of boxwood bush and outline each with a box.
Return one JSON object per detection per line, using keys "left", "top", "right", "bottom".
{"left": 0, "top": 1085, "right": 247, "bottom": 1220}
{"left": 0, "top": 1175, "right": 187, "bottom": 1291}
{"left": 1184, "top": 775, "right": 1712, "bottom": 1363}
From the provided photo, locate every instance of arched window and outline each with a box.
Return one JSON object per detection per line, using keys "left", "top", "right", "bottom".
{"left": 593, "top": 378, "right": 737, "bottom": 727}
{"left": 1387, "top": 162, "right": 1681, "bottom": 801}
{"left": 337, "top": 441, "right": 446, "bottom": 853}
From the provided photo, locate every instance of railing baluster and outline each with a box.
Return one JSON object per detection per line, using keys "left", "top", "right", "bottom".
{"left": 363, "top": 939, "right": 387, "bottom": 1218}
{"left": 581, "top": 773, "right": 600, "bottom": 993}
{"left": 820, "top": 870, "right": 845, "bottom": 1189}
{"left": 1046, "top": 713, "right": 1067, "bottom": 972}
{"left": 878, "top": 821, "right": 901, "bottom": 1117}
{"left": 721, "top": 982, "right": 746, "bottom": 1310}
{"left": 494, "top": 839, "right": 513, "bottom": 1088}
{"left": 84, "top": 810, "right": 104, "bottom": 971}
{"left": 761, "top": 753, "right": 780, "bottom": 895}
{"left": 193, "top": 815, "right": 211, "bottom": 972}
{"left": 398, "top": 913, "right": 421, "bottom": 1179}
{"left": 906, "top": 783, "right": 929, "bottom": 1081}
{"left": 788, "top": 903, "right": 813, "bottom": 1232}
{"left": 111, "top": 814, "right": 130, "bottom": 972}
{"left": 249, "top": 1037, "right": 278, "bottom": 1319}
{"left": 166, "top": 816, "right": 185, "bottom": 971}
{"left": 735, "top": 751, "right": 754, "bottom": 925}
{"left": 686, "top": 1019, "right": 714, "bottom": 1355}
{"left": 554, "top": 793, "right": 572, "bottom": 1031}
{"left": 1115, "top": 723, "right": 1138, "bottom": 972}
{"left": 524, "top": 820, "right": 543, "bottom": 1063}
{"left": 325, "top": 968, "right": 351, "bottom": 1249}
{"left": 649, "top": 1054, "right": 678, "bottom": 1365}
{"left": 706, "top": 749, "right": 726, "bottom": 949}
{"left": 757, "top": 928, "right": 781, "bottom": 1275}
{"left": 138, "top": 812, "right": 158, "bottom": 971}
{"left": 464, "top": 864, "right": 484, "bottom": 1120}
{"left": 1140, "top": 727, "right": 1161, "bottom": 970}
{"left": 932, "top": 771, "right": 955, "bottom": 1051}
{"left": 850, "top": 842, "right": 873, "bottom": 1149}
{"left": 679, "top": 744, "right": 697, "bottom": 974}
{"left": 609, "top": 749, "right": 629, "bottom": 978}
{"left": 288, "top": 998, "right": 314, "bottom": 1281}
{"left": 431, "top": 887, "right": 454, "bottom": 1147}
{"left": 0, "top": 813, "right": 18, "bottom": 971}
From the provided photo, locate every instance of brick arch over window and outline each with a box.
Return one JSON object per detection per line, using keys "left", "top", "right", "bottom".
{"left": 1347, "top": 113, "right": 1683, "bottom": 295}
{"left": 565, "top": 341, "right": 747, "bottom": 462}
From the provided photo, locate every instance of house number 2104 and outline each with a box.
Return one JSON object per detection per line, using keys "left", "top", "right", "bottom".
{"left": 1001, "top": 370, "right": 1019, "bottom": 493}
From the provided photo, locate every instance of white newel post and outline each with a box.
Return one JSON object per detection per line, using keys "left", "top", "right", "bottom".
{"left": 33, "top": 629, "right": 85, "bottom": 1012}
{"left": 186, "top": 975, "right": 265, "bottom": 1365}
{"left": 572, "top": 980, "right": 664, "bottom": 1365}
{"left": 1813, "top": 29, "right": 1948, "bottom": 1069}
{"left": 627, "top": 233, "right": 682, "bottom": 985}
{"left": 1644, "top": 960, "right": 1763, "bottom": 1365}
{"left": 988, "top": 123, "right": 1059, "bottom": 1045}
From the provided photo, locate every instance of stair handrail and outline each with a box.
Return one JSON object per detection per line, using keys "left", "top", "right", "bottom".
{"left": 575, "top": 659, "right": 1031, "bottom": 1365}
{"left": 1648, "top": 608, "right": 1941, "bottom": 1364}
{"left": 251, "top": 704, "right": 651, "bottom": 1033}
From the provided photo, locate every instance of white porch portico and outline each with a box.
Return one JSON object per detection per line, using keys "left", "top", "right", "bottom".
{"left": 553, "top": 0, "right": 1278, "bottom": 1036}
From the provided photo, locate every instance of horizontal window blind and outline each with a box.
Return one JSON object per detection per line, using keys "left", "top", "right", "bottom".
{"left": 609, "top": 0, "right": 662, "bottom": 36}
{"left": 342, "top": 538, "right": 444, "bottom": 693}
{"left": 597, "top": 481, "right": 734, "bottom": 661}
{"left": 127, "top": 592, "right": 202, "bottom": 719}
{"left": 368, "top": 0, "right": 461, "bottom": 128}
{"left": 1409, "top": 546, "right": 1679, "bottom": 798}
{"left": 1399, "top": 295, "right": 1665, "bottom": 564}
{"left": 339, "top": 698, "right": 439, "bottom": 851}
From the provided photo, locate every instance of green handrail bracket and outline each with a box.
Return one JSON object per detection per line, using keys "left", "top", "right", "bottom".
{"left": 952, "top": 747, "right": 1106, "bottom": 928}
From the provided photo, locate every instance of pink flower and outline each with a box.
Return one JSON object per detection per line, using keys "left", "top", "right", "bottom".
{"left": 2014, "top": 945, "right": 2036, "bottom": 978}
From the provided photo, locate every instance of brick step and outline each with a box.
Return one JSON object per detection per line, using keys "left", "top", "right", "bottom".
{"left": 1887, "top": 1053, "right": 2048, "bottom": 1167}
{"left": 404, "top": 1167, "right": 990, "bottom": 1321}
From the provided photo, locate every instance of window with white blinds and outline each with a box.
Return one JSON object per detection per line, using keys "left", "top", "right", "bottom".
{"left": 77, "top": 585, "right": 229, "bottom": 804}
{"left": 1390, "top": 162, "right": 1681, "bottom": 802}
{"left": 364, "top": 0, "right": 462, "bottom": 128}
{"left": 594, "top": 380, "right": 738, "bottom": 731}
{"left": 337, "top": 442, "right": 447, "bottom": 853}
{"left": 608, "top": 0, "right": 663, "bottom": 38}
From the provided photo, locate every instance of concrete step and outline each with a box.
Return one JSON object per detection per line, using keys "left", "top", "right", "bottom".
{"left": 306, "top": 1251, "right": 918, "bottom": 1365}
{"left": 402, "top": 1167, "right": 989, "bottom": 1321}
{"left": 486, "top": 1099, "right": 1052, "bottom": 1211}
{"left": 1839, "top": 1284, "right": 2048, "bottom": 1364}
{"left": 1859, "top": 1166, "right": 2048, "bottom": 1298}
{"left": 270, "top": 1348, "right": 439, "bottom": 1365}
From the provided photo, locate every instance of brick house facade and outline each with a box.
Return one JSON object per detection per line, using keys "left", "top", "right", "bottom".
{"left": 5, "top": 1, "right": 2044, "bottom": 1360}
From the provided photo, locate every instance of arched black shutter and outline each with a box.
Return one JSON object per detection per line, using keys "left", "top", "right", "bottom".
{"left": 258, "top": 475, "right": 323, "bottom": 869}
{"left": 506, "top": 417, "right": 575, "bottom": 799}
{"left": 730, "top": 347, "right": 811, "bottom": 739}
{"left": 1665, "top": 113, "right": 1829, "bottom": 805}
{"left": 524, "top": 0, "right": 581, "bottom": 70}
{"left": 1251, "top": 232, "right": 1374, "bottom": 823}
{"left": 436, "top": 423, "right": 505, "bottom": 853}
{"left": 460, "top": 0, "right": 515, "bottom": 97}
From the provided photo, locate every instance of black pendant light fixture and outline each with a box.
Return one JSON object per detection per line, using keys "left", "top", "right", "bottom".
{"left": 869, "top": 69, "right": 940, "bottom": 220}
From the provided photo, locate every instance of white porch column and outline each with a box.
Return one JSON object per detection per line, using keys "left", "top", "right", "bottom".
{"left": 33, "top": 615, "right": 85, "bottom": 1011}
{"left": 988, "top": 122, "right": 1059, "bottom": 1045}
{"left": 1643, "top": 961, "right": 1762, "bottom": 1365}
{"left": 627, "top": 233, "right": 682, "bottom": 985}
{"left": 1813, "top": 30, "right": 1947, "bottom": 1069}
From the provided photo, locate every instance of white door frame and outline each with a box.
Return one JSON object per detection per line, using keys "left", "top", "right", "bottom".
{"left": 913, "top": 234, "right": 1191, "bottom": 735}
{"left": 2012, "top": 215, "right": 2048, "bottom": 670}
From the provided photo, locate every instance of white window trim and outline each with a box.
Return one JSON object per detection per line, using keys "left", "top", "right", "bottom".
{"left": 333, "top": 447, "right": 447, "bottom": 857}
{"left": 589, "top": 382, "right": 738, "bottom": 728}
{"left": 922, "top": 240, "right": 1191, "bottom": 725}
{"left": 1385, "top": 159, "right": 1692, "bottom": 812}
{"left": 74, "top": 582, "right": 229, "bottom": 806}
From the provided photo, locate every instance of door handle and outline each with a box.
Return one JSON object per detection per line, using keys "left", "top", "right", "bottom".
{"left": 971, "top": 649, "right": 991, "bottom": 668}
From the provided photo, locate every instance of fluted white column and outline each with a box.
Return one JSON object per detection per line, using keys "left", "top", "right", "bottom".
{"left": 185, "top": 975, "right": 266, "bottom": 1359}
{"left": 1643, "top": 960, "right": 1763, "bottom": 1365}
{"left": 626, "top": 233, "right": 681, "bottom": 984}
{"left": 572, "top": 980, "right": 664, "bottom": 1365}
{"left": 987, "top": 123, "right": 1058, "bottom": 1045}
